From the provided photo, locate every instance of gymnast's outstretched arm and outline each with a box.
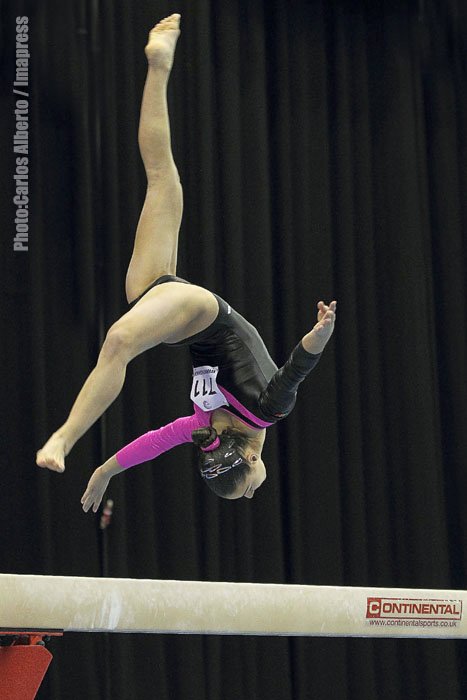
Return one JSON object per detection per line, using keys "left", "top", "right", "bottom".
{"left": 81, "top": 411, "right": 207, "bottom": 513}
{"left": 259, "top": 300, "right": 337, "bottom": 420}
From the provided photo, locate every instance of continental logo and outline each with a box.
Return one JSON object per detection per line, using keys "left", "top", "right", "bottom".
{"left": 366, "top": 597, "right": 462, "bottom": 621}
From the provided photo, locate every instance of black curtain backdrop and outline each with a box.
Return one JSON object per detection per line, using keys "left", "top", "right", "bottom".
{"left": 1, "top": 0, "right": 467, "bottom": 698}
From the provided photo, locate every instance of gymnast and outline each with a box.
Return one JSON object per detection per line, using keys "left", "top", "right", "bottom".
{"left": 35, "top": 14, "right": 337, "bottom": 510}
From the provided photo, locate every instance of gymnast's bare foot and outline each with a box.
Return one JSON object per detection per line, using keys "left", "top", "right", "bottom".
{"left": 36, "top": 432, "right": 67, "bottom": 473}
{"left": 145, "top": 13, "right": 181, "bottom": 71}
{"left": 301, "top": 301, "right": 337, "bottom": 355}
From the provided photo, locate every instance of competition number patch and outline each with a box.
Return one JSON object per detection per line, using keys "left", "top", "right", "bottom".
{"left": 190, "top": 365, "right": 228, "bottom": 412}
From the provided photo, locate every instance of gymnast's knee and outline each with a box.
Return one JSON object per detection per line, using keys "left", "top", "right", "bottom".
{"left": 100, "top": 325, "right": 133, "bottom": 363}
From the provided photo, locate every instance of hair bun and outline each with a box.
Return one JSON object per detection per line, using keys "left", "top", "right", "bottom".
{"left": 192, "top": 427, "right": 218, "bottom": 449}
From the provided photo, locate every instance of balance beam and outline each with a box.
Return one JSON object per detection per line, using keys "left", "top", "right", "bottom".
{"left": 0, "top": 574, "right": 465, "bottom": 638}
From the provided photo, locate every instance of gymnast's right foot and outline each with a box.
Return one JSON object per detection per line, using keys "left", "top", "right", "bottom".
{"left": 36, "top": 432, "right": 67, "bottom": 473}
{"left": 145, "top": 13, "right": 181, "bottom": 71}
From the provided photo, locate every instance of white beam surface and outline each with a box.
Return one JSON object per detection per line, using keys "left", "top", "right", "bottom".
{"left": 0, "top": 574, "right": 465, "bottom": 638}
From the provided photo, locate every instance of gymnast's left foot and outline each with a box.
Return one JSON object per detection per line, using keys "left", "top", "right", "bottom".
{"left": 36, "top": 432, "right": 67, "bottom": 473}
{"left": 301, "top": 300, "right": 337, "bottom": 355}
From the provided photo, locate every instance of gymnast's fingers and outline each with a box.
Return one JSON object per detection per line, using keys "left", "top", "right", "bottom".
{"left": 317, "top": 301, "right": 327, "bottom": 321}
{"left": 81, "top": 490, "right": 92, "bottom": 512}
{"left": 82, "top": 492, "right": 101, "bottom": 513}
{"left": 324, "top": 301, "right": 337, "bottom": 319}
{"left": 81, "top": 486, "right": 99, "bottom": 513}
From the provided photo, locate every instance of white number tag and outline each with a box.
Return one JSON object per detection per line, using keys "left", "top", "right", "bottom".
{"left": 190, "top": 365, "right": 228, "bottom": 412}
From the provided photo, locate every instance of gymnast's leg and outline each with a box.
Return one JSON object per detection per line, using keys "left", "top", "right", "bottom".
{"left": 35, "top": 14, "right": 214, "bottom": 472}
{"left": 125, "top": 13, "right": 184, "bottom": 303}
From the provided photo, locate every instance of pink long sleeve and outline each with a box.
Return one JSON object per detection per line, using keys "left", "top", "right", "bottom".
{"left": 115, "top": 405, "right": 211, "bottom": 469}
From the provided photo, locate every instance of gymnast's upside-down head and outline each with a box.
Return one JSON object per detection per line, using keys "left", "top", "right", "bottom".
{"left": 192, "top": 427, "right": 266, "bottom": 499}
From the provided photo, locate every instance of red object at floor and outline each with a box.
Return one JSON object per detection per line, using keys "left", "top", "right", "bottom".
{"left": 0, "top": 632, "right": 61, "bottom": 700}
{"left": 0, "top": 645, "right": 52, "bottom": 700}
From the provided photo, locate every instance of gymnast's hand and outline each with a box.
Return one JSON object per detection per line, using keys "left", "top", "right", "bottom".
{"left": 301, "top": 300, "right": 337, "bottom": 355}
{"left": 81, "top": 466, "right": 111, "bottom": 513}
{"left": 81, "top": 456, "right": 124, "bottom": 513}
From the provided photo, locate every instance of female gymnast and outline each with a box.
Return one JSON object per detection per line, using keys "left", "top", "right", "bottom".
{"left": 35, "top": 14, "right": 337, "bottom": 510}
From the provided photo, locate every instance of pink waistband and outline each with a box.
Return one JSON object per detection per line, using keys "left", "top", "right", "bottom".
{"left": 217, "top": 386, "right": 273, "bottom": 428}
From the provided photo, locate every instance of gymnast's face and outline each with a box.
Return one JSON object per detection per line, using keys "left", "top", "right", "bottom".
{"left": 226, "top": 457, "right": 267, "bottom": 500}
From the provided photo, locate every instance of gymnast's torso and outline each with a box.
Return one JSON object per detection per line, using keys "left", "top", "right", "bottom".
{"left": 139, "top": 274, "right": 321, "bottom": 430}
{"left": 166, "top": 282, "right": 278, "bottom": 429}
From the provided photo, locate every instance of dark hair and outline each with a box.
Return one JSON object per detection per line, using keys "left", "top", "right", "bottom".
{"left": 192, "top": 427, "right": 251, "bottom": 498}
